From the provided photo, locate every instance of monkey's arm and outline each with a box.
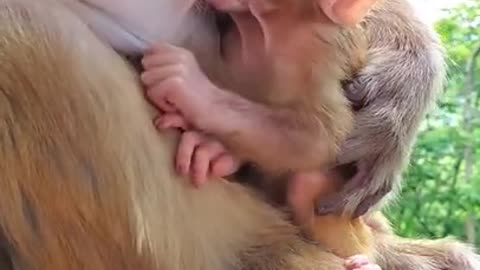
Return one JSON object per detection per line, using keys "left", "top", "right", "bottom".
{"left": 192, "top": 85, "right": 339, "bottom": 174}
{"left": 316, "top": 15, "right": 445, "bottom": 217}
{"left": 143, "top": 45, "right": 347, "bottom": 174}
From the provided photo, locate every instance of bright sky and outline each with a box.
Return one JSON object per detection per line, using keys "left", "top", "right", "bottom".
{"left": 409, "top": 0, "right": 466, "bottom": 24}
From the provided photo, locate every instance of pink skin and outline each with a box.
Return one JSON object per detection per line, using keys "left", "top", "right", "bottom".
{"left": 155, "top": 115, "right": 240, "bottom": 186}
{"left": 345, "top": 255, "right": 382, "bottom": 270}
{"left": 141, "top": 43, "right": 241, "bottom": 185}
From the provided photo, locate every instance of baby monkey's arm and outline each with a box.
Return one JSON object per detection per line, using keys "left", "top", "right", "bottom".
{"left": 142, "top": 43, "right": 335, "bottom": 174}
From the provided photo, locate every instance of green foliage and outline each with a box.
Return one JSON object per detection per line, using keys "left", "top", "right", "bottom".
{"left": 386, "top": 0, "right": 480, "bottom": 246}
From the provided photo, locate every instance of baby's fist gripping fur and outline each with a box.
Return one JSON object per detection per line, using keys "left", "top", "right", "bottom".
{"left": 173, "top": 131, "right": 241, "bottom": 186}
{"left": 142, "top": 44, "right": 242, "bottom": 185}
{"left": 141, "top": 43, "right": 216, "bottom": 128}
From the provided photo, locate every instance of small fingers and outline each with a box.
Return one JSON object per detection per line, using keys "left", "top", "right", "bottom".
{"left": 146, "top": 77, "right": 185, "bottom": 109}
{"left": 154, "top": 114, "right": 189, "bottom": 130}
{"left": 192, "top": 140, "right": 227, "bottom": 187}
{"left": 149, "top": 96, "right": 176, "bottom": 113}
{"left": 144, "top": 82, "right": 171, "bottom": 112}
{"left": 211, "top": 152, "right": 242, "bottom": 178}
{"left": 176, "top": 131, "right": 205, "bottom": 177}
{"left": 144, "top": 43, "right": 194, "bottom": 65}
{"left": 141, "top": 65, "right": 183, "bottom": 87}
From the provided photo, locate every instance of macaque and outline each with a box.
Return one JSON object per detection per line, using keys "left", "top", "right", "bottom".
{"left": 0, "top": 0, "right": 478, "bottom": 270}
{"left": 142, "top": 0, "right": 446, "bottom": 222}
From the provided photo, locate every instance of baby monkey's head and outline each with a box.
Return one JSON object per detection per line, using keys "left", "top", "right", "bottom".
{"left": 205, "top": 0, "right": 338, "bottom": 84}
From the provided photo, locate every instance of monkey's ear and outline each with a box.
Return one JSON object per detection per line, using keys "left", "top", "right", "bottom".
{"left": 319, "top": 0, "right": 378, "bottom": 26}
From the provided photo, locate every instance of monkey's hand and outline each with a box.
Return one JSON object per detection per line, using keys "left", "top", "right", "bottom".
{"left": 345, "top": 255, "right": 381, "bottom": 270}
{"left": 171, "top": 130, "right": 241, "bottom": 187}
{"left": 153, "top": 113, "right": 241, "bottom": 185}
{"left": 141, "top": 43, "right": 217, "bottom": 128}
{"left": 154, "top": 112, "right": 191, "bottom": 131}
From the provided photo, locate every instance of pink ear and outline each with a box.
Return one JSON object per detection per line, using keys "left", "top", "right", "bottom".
{"left": 318, "top": 0, "right": 378, "bottom": 26}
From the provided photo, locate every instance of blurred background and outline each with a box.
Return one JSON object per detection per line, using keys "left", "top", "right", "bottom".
{"left": 386, "top": 0, "right": 480, "bottom": 248}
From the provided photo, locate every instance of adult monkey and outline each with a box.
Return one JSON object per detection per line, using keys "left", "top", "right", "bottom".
{"left": 0, "top": 1, "right": 478, "bottom": 270}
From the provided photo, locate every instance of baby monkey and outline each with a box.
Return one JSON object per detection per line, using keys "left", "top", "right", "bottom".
{"left": 141, "top": 0, "right": 361, "bottom": 185}
{"left": 143, "top": 0, "right": 444, "bottom": 220}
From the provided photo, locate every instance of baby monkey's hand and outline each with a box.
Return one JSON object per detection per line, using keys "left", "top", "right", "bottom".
{"left": 345, "top": 255, "right": 381, "bottom": 270}
{"left": 158, "top": 127, "right": 241, "bottom": 187}
{"left": 141, "top": 43, "right": 216, "bottom": 128}
{"left": 141, "top": 43, "right": 241, "bottom": 185}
